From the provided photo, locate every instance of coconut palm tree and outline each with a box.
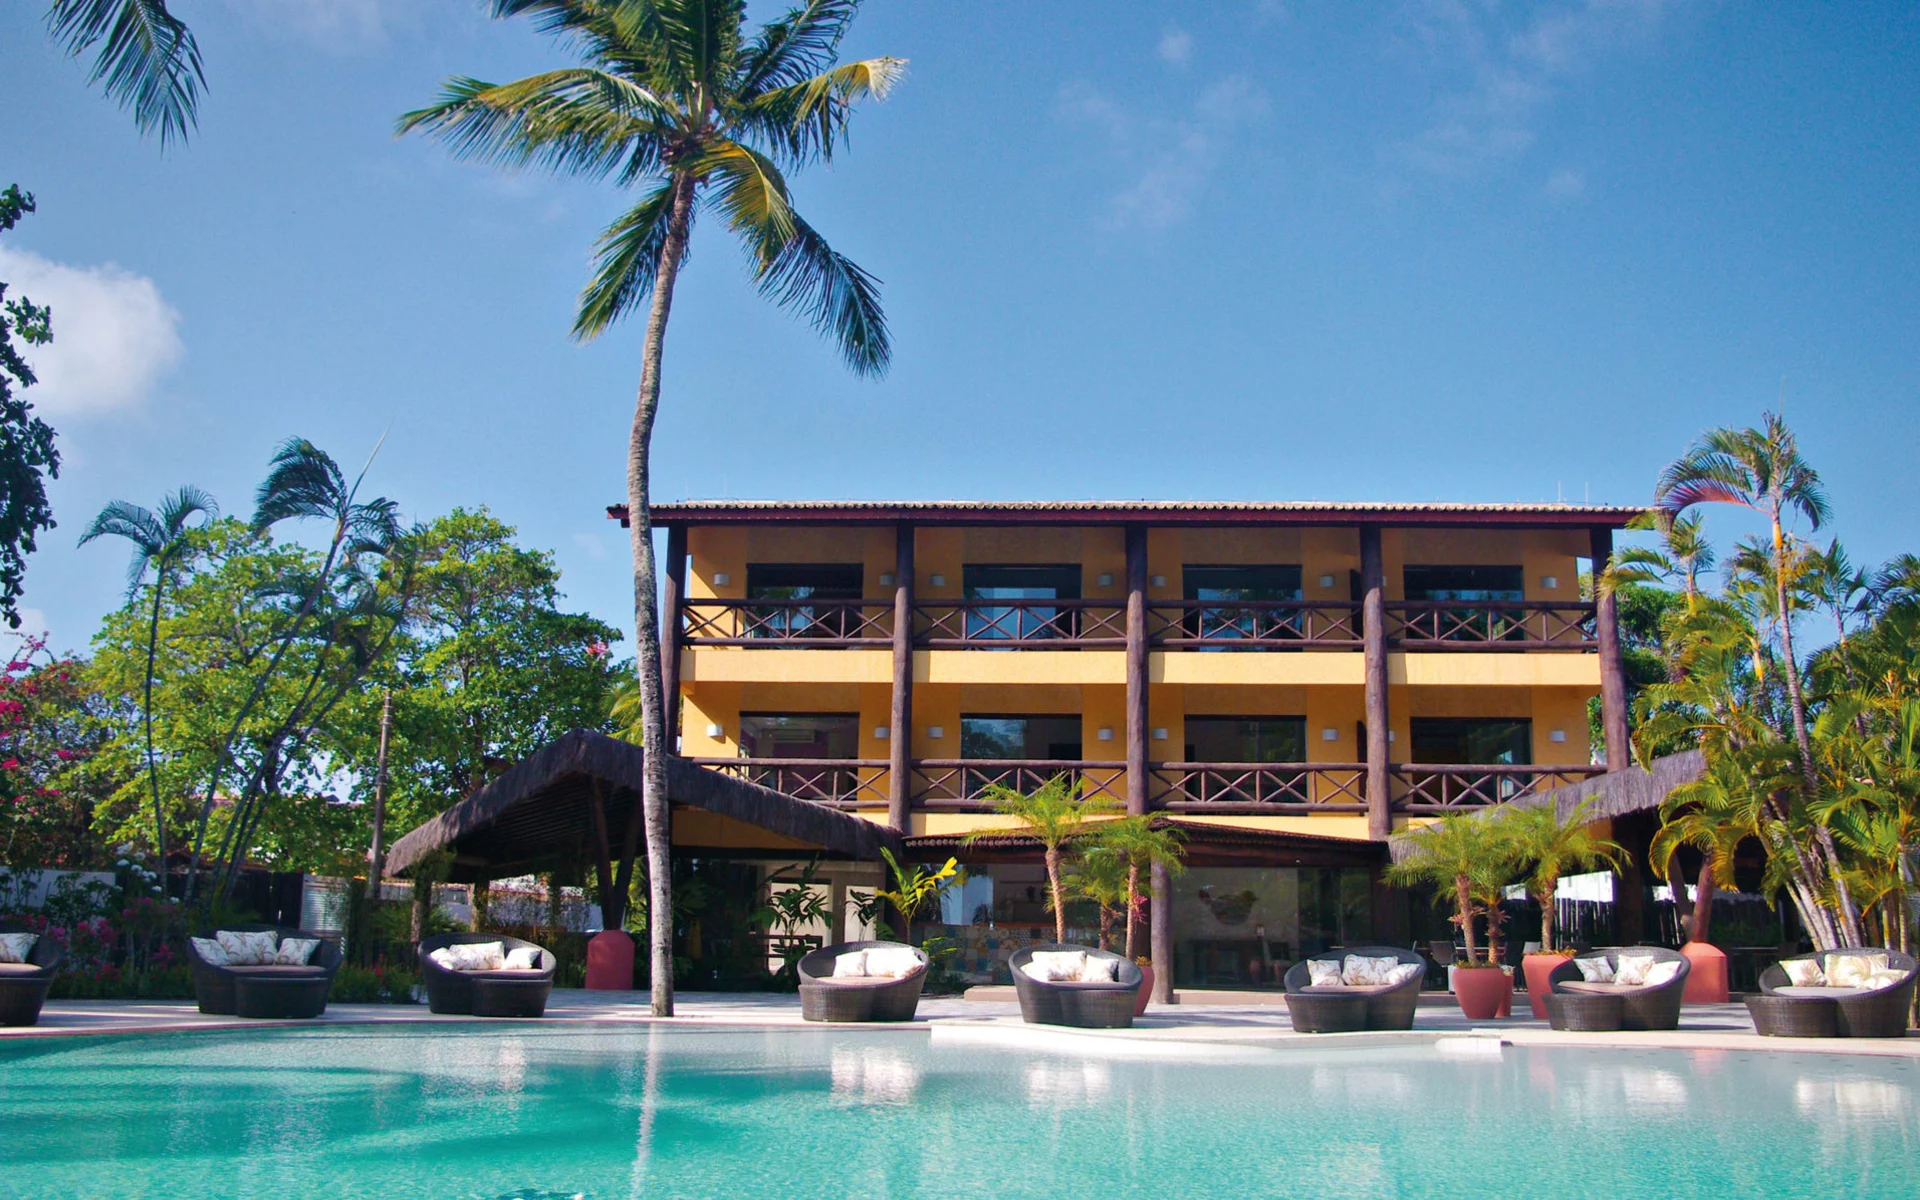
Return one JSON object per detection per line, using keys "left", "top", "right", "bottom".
{"left": 77, "top": 485, "right": 217, "bottom": 870}
{"left": 1655, "top": 412, "right": 1864, "bottom": 943}
{"left": 45, "top": 1, "right": 203, "bottom": 145}
{"left": 1506, "top": 801, "right": 1622, "bottom": 953}
{"left": 401, "top": 0, "right": 903, "bottom": 1017}
{"left": 968, "top": 777, "right": 1114, "bottom": 945}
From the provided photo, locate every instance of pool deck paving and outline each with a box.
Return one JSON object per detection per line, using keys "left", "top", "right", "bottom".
{"left": 7, "top": 990, "right": 1917, "bottom": 1059}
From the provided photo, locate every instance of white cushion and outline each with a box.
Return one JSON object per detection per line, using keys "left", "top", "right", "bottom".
{"left": 441, "top": 941, "right": 506, "bottom": 972}
{"left": 1863, "top": 968, "right": 1907, "bottom": 990}
{"left": 864, "top": 948, "right": 923, "bottom": 979}
{"left": 1780, "top": 958, "right": 1825, "bottom": 987}
{"left": 0, "top": 932, "right": 38, "bottom": 964}
{"left": 1306, "top": 960, "right": 1344, "bottom": 988}
{"left": 1027, "top": 950, "right": 1087, "bottom": 982}
{"left": 1382, "top": 962, "right": 1424, "bottom": 987}
{"left": 1077, "top": 956, "right": 1120, "bottom": 983}
{"left": 215, "top": 930, "right": 279, "bottom": 966}
{"left": 273, "top": 938, "right": 320, "bottom": 966}
{"left": 1826, "top": 953, "right": 1889, "bottom": 989}
{"left": 1573, "top": 956, "right": 1614, "bottom": 983}
{"left": 428, "top": 947, "right": 459, "bottom": 971}
{"left": 1613, "top": 954, "right": 1659, "bottom": 987}
{"left": 1775, "top": 985, "right": 1866, "bottom": 998}
{"left": 190, "top": 936, "right": 230, "bottom": 967}
{"left": 1341, "top": 955, "right": 1401, "bottom": 986}
{"left": 830, "top": 950, "right": 869, "bottom": 978}
{"left": 1642, "top": 960, "right": 1682, "bottom": 988}
{"left": 504, "top": 946, "right": 542, "bottom": 970}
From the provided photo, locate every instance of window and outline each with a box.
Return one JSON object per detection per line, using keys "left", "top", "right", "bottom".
{"left": 1182, "top": 565, "right": 1304, "bottom": 645}
{"left": 962, "top": 564, "right": 1081, "bottom": 640}
{"left": 745, "top": 564, "right": 864, "bottom": 639}
{"left": 959, "top": 714, "right": 1083, "bottom": 799}
{"left": 1402, "top": 565, "right": 1524, "bottom": 602}
{"left": 1409, "top": 718, "right": 1531, "bottom": 765}
{"left": 1183, "top": 716, "right": 1307, "bottom": 763}
{"left": 1402, "top": 565, "right": 1526, "bottom": 642}
{"left": 738, "top": 713, "right": 860, "bottom": 802}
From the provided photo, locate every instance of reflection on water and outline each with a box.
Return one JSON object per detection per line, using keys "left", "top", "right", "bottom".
{"left": 1024, "top": 1059, "right": 1112, "bottom": 1108}
{"left": 830, "top": 1043, "right": 922, "bottom": 1106}
{"left": 1795, "top": 1076, "right": 1912, "bottom": 1120}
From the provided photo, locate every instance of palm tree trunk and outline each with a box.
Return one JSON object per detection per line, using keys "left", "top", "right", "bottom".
{"left": 1536, "top": 884, "right": 1555, "bottom": 953}
{"left": 1045, "top": 845, "right": 1065, "bottom": 944}
{"left": 143, "top": 576, "right": 168, "bottom": 877}
{"left": 1455, "top": 874, "right": 1478, "bottom": 964}
{"left": 628, "top": 172, "right": 697, "bottom": 1018}
{"left": 1124, "top": 860, "right": 1140, "bottom": 959}
{"left": 1691, "top": 859, "right": 1717, "bottom": 946}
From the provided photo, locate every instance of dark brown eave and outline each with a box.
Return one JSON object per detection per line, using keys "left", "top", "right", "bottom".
{"left": 610, "top": 499, "right": 1646, "bottom": 531}
{"left": 908, "top": 818, "right": 1386, "bottom": 869}
{"left": 387, "top": 730, "right": 903, "bottom": 882}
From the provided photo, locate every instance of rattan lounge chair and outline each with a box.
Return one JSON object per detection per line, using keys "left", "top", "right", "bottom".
{"left": 796, "top": 940, "right": 929, "bottom": 1023}
{"left": 0, "top": 922, "right": 65, "bottom": 1027}
{"left": 1547, "top": 945, "right": 1691, "bottom": 1031}
{"left": 419, "top": 933, "right": 556, "bottom": 1017}
{"left": 1755, "top": 947, "right": 1917, "bottom": 1038}
{"left": 1282, "top": 946, "right": 1427, "bottom": 1032}
{"left": 1009, "top": 944, "right": 1143, "bottom": 1029}
{"left": 185, "top": 924, "right": 343, "bottom": 1018}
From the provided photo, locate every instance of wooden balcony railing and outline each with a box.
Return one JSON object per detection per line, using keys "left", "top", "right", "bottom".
{"left": 914, "top": 600, "right": 1127, "bottom": 647}
{"left": 680, "top": 598, "right": 894, "bottom": 647}
{"left": 685, "top": 758, "right": 890, "bottom": 809}
{"left": 1390, "top": 764, "right": 1606, "bottom": 811}
{"left": 911, "top": 760, "right": 1128, "bottom": 808}
{"left": 1152, "top": 763, "right": 1368, "bottom": 813}
{"left": 1148, "top": 601, "right": 1363, "bottom": 648}
{"left": 1386, "top": 601, "right": 1596, "bottom": 650}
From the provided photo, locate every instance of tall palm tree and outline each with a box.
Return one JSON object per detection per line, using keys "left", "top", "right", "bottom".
{"left": 1091, "top": 814, "right": 1185, "bottom": 959}
{"left": 402, "top": 0, "right": 903, "bottom": 1016}
{"left": 77, "top": 485, "right": 217, "bottom": 871}
{"left": 1506, "top": 801, "right": 1622, "bottom": 953}
{"left": 968, "top": 777, "right": 1114, "bottom": 945}
{"left": 45, "top": 1, "right": 203, "bottom": 145}
{"left": 1655, "top": 412, "right": 1863, "bottom": 943}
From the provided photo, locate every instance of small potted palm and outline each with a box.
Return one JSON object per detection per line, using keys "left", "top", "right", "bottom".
{"left": 1082, "top": 815, "right": 1185, "bottom": 1013}
{"left": 1507, "top": 800, "right": 1623, "bottom": 1017}
{"left": 1386, "top": 812, "right": 1521, "bottom": 1020}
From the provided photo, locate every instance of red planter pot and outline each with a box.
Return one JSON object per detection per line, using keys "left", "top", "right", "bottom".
{"left": 1522, "top": 954, "right": 1570, "bottom": 1019}
{"left": 1679, "top": 941, "right": 1729, "bottom": 1003}
{"left": 1135, "top": 963, "right": 1155, "bottom": 1016}
{"left": 1453, "top": 966, "right": 1514, "bottom": 1020}
{"left": 584, "top": 930, "right": 635, "bottom": 991}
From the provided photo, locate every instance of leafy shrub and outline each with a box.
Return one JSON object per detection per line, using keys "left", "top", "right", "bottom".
{"left": 329, "top": 962, "right": 420, "bottom": 1005}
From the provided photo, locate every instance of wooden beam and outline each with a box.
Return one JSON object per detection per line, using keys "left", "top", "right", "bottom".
{"left": 1360, "top": 525, "right": 1391, "bottom": 840}
{"left": 586, "top": 777, "right": 620, "bottom": 931}
{"left": 1150, "top": 859, "right": 1173, "bottom": 1003}
{"left": 660, "top": 524, "right": 688, "bottom": 754}
{"left": 889, "top": 521, "right": 916, "bottom": 832}
{"left": 1591, "top": 526, "right": 1632, "bottom": 771}
{"left": 1125, "top": 523, "right": 1150, "bottom": 817}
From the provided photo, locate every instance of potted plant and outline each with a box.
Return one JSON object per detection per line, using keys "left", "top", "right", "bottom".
{"left": 1506, "top": 800, "right": 1623, "bottom": 1017}
{"left": 1386, "top": 812, "right": 1521, "bottom": 1020}
{"left": 1080, "top": 815, "right": 1185, "bottom": 1013}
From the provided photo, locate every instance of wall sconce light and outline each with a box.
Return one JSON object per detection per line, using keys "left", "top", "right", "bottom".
{"left": 1322, "top": 728, "right": 1339, "bottom": 741}
{"left": 1388, "top": 730, "right": 1396, "bottom": 743}
{"left": 711, "top": 572, "right": 731, "bottom": 587}
{"left": 1319, "top": 574, "right": 1336, "bottom": 589}
{"left": 927, "top": 725, "right": 945, "bottom": 739}
{"left": 874, "top": 726, "right": 890, "bottom": 740}
{"left": 1542, "top": 575, "right": 1560, "bottom": 590}
{"left": 1151, "top": 574, "right": 1168, "bottom": 588}
{"left": 1151, "top": 727, "right": 1169, "bottom": 740}
{"left": 705, "top": 723, "right": 725, "bottom": 739}
{"left": 1549, "top": 729, "right": 1568, "bottom": 743}
{"left": 1096, "top": 727, "right": 1114, "bottom": 741}
{"left": 879, "top": 573, "right": 894, "bottom": 587}
{"left": 929, "top": 574, "right": 946, "bottom": 587}
{"left": 1097, "top": 572, "right": 1114, "bottom": 587}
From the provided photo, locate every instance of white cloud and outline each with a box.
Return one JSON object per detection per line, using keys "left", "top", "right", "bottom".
{"left": 0, "top": 247, "right": 183, "bottom": 416}
{"left": 1388, "top": 0, "right": 1683, "bottom": 179}
{"left": 1058, "top": 76, "right": 1269, "bottom": 232}
{"left": 1158, "top": 25, "right": 1194, "bottom": 68}
{"left": 213, "top": 0, "right": 410, "bottom": 50}
{"left": 1542, "top": 167, "right": 1587, "bottom": 199}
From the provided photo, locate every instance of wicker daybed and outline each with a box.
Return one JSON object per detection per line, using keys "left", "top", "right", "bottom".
{"left": 1547, "top": 946, "right": 1691, "bottom": 1031}
{"left": 185, "top": 924, "right": 343, "bottom": 1018}
{"left": 1754, "top": 948, "right": 1917, "bottom": 1038}
{"left": 796, "top": 940, "right": 930, "bottom": 1023}
{"left": 419, "top": 933, "right": 557, "bottom": 1017}
{"left": 0, "top": 923, "right": 66, "bottom": 1027}
{"left": 1010, "top": 944, "right": 1143, "bottom": 1029}
{"left": 1282, "top": 946, "right": 1428, "bottom": 1032}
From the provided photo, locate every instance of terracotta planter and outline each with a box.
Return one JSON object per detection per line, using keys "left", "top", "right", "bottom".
{"left": 584, "top": 930, "right": 635, "bottom": 991}
{"left": 1453, "top": 966, "right": 1514, "bottom": 1020}
{"left": 1135, "top": 963, "right": 1155, "bottom": 1017}
{"left": 1522, "top": 953, "right": 1569, "bottom": 1019}
{"left": 1679, "top": 941, "right": 1730, "bottom": 1003}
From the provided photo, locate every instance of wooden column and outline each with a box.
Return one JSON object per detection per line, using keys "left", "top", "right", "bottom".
{"left": 660, "top": 525, "right": 688, "bottom": 756}
{"left": 1150, "top": 860, "right": 1173, "bottom": 1004}
{"left": 1591, "top": 526, "right": 1632, "bottom": 771}
{"left": 1125, "top": 524, "right": 1150, "bottom": 817}
{"left": 1360, "top": 525, "right": 1391, "bottom": 840}
{"left": 888, "top": 522, "right": 915, "bottom": 832}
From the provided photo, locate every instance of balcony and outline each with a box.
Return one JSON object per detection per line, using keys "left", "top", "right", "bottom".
{"left": 1389, "top": 764, "right": 1606, "bottom": 812}
{"left": 911, "top": 760, "right": 1129, "bottom": 809}
{"left": 686, "top": 758, "right": 890, "bottom": 809}
{"left": 678, "top": 597, "right": 1596, "bottom": 650}
{"left": 1152, "top": 763, "right": 1367, "bottom": 812}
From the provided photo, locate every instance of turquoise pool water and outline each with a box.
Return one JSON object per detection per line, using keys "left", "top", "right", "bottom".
{"left": 2, "top": 1025, "right": 1916, "bottom": 1198}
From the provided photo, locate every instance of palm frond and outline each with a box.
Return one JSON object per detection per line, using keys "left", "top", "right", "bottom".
{"left": 736, "top": 56, "right": 906, "bottom": 164}
{"left": 736, "top": 0, "right": 860, "bottom": 97}
{"left": 573, "top": 179, "right": 688, "bottom": 340}
{"left": 47, "top": 0, "right": 203, "bottom": 146}
{"left": 253, "top": 439, "right": 347, "bottom": 531}
{"left": 397, "top": 71, "right": 674, "bottom": 182}
{"left": 750, "top": 208, "right": 890, "bottom": 377}
{"left": 696, "top": 138, "right": 796, "bottom": 260}
{"left": 157, "top": 484, "right": 218, "bottom": 535}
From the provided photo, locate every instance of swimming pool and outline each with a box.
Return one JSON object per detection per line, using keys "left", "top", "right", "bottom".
{"left": 2, "top": 1025, "right": 1915, "bottom": 1197}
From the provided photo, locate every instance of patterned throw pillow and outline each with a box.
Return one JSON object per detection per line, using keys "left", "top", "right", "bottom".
{"left": 189, "top": 936, "right": 230, "bottom": 967}
{"left": 1827, "top": 953, "right": 1890, "bottom": 989}
{"left": 1027, "top": 950, "right": 1086, "bottom": 982}
{"left": 445, "top": 942, "right": 507, "bottom": 972}
{"left": 865, "top": 948, "right": 923, "bottom": 979}
{"left": 1779, "top": 958, "right": 1825, "bottom": 987}
{"left": 1306, "top": 960, "right": 1344, "bottom": 988}
{"left": 427, "top": 947, "right": 460, "bottom": 971}
{"left": 1642, "top": 960, "right": 1682, "bottom": 988}
{"left": 215, "top": 930, "right": 279, "bottom": 966}
{"left": 1077, "top": 957, "right": 1119, "bottom": 983}
{"left": 1382, "top": 963, "right": 1425, "bottom": 987}
{"left": 504, "top": 947, "right": 543, "bottom": 970}
{"left": 1342, "top": 955, "right": 1401, "bottom": 986}
{"left": 830, "top": 950, "right": 869, "bottom": 978}
{"left": 1573, "top": 957, "right": 1614, "bottom": 983}
{"left": 0, "top": 932, "right": 36, "bottom": 964}
{"left": 272, "top": 938, "right": 320, "bottom": 966}
{"left": 1863, "top": 969, "right": 1907, "bottom": 990}
{"left": 1613, "top": 954, "right": 1658, "bottom": 987}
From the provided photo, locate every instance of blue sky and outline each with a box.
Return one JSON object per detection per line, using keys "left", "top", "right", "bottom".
{"left": 3, "top": 0, "right": 1916, "bottom": 655}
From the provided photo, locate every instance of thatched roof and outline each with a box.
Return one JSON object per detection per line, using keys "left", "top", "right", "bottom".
{"left": 386, "top": 730, "right": 904, "bottom": 882}
{"left": 1387, "top": 750, "right": 1706, "bottom": 862}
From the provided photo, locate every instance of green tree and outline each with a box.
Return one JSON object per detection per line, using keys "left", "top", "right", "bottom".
{"left": 1385, "top": 813, "right": 1521, "bottom": 966}
{"left": 1063, "top": 846, "right": 1128, "bottom": 952}
{"left": 1086, "top": 814, "right": 1184, "bottom": 959}
{"left": 402, "top": 0, "right": 905, "bottom": 1016}
{"left": 77, "top": 486, "right": 217, "bottom": 869}
{"left": 44, "top": 1, "right": 203, "bottom": 145}
{"left": 968, "top": 777, "right": 1114, "bottom": 945}
{"left": 0, "top": 185, "right": 61, "bottom": 630}
{"left": 1505, "top": 800, "right": 1622, "bottom": 952}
